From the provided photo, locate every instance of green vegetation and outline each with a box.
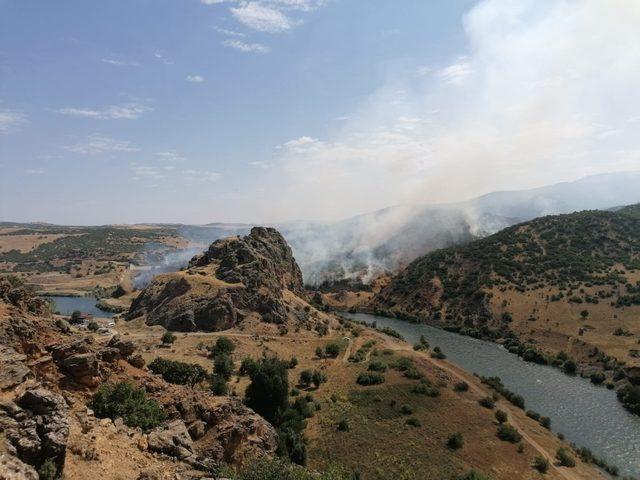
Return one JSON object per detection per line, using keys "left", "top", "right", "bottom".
{"left": 453, "top": 381, "right": 469, "bottom": 392}
{"left": 430, "top": 346, "right": 446, "bottom": 359}
{"left": 478, "top": 396, "right": 495, "bottom": 409}
{"left": 148, "top": 357, "right": 207, "bottom": 386}
{"left": 87, "top": 321, "right": 99, "bottom": 332}
{"left": 367, "top": 361, "right": 388, "bottom": 372}
{"left": 210, "top": 336, "right": 235, "bottom": 356}
{"left": 496, "top": 424, "right": 522, "bottom": 443}
{"left": 210, "top": 374, "right": 228, "bottom": 395}
{"left": 228, "top": 456, "right": 354, "bottom": 480}
{"left": 356, "top": 372, "right": 385, "bottom": 386}
{"left": 91, "top": 382, "right": 166, "bottom": 430}
{"left": 555, "top": 448, "right": 576, "bottom": 467}
{"left": 446, "top": 432, "right": 464, "bottom": 450}
{"left": 479, "top": 376, "right": 525, "bottom": 409}
{"left": 494, "top": 410, "right": 507, "bottom": 424}
{"left": 533, "top": 456, "right": 549, "bottom": 473}
{"left": 325, "top": 342, "right": 341, "bottom": 358}
{"left": 457, "top": 471, "right": 493, "bottom": 480}
{"left": 37, "top": 458, "right": 59, "bottom": 480}
{"left": 161, "top": 331, "right": 176, "bottom": 344}
{"left": 214, "top": 353, "right": 235, "bottom": 380}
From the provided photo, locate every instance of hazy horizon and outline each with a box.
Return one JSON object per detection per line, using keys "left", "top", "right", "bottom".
{"left": 2, "top": 0, "right": 640, "bottom": 225}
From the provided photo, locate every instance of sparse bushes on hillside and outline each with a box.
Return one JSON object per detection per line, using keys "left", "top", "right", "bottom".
{"left": 148, "top": 357, "right": 207, "bottom": 386}
{"left": 214, "top": 353, "right": 235, "bottom": 380}
{"left": 367, "top": 361, "right": 387, "bottom": 372}
{"left": 430, "top": 346, "right": 446, "bottom": 359}
{"left": 231, "top": 456, "right": 353, "bottom": 480}
{"left": 457, "top": 471, "right": 493, "bottom": 480}
{"left": 325, "top": 342, "right": 341, "bottom": 358}
{"left": 91, "top": 382, "right": 166, "bottom": 430}
{"left": 478, "top": 396, "right": 495, "bottom": 409}
{"left": 210, "top": 336, "right": 235, "bottom": 356}
{"left": 494, "top": 410, "right": 507, "bottom": 424}
{"left": 533, "top": 456, "right": 549, "bottom": 473}
{"left": 556, "top": 448, "right": 576, "bottom": 467}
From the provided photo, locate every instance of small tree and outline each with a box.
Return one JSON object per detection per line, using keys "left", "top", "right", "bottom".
{"left": 539, "top": 416, "right": 551, "bottom": 429}
{"left": 556, "top": 448, "right": 576, "bottom": 467}
{"left": 447, "top": 432, "right": 464, "bottom": 450}
{"left": 87, "top": 321, "right": 99, "bottom": 332}
{"left": 497, "top": 424, "right": 522, "bottom": 443}
{"left": 210, "top": 374, "right": 228, "bottom": 395}
{"left": 91, "top": 382, "right": 166, "bottom": 430}
{"left": 533, "top": 456, "right": 549, "bottom": 473}
{"left": 312, "top": 370, "right": 327, "bottom": 388}
{"left": 325, "top": 342, "right": 340, "bottom": 358}
{"left": 214, "top": 354, "right": 235, "bottom": 380}
{"left": 479, "top": 396, "right": 495, "bottom": 409}
{"left": 299, "top": 369, "right": 314, "bottom": 387}
{"left": 495, "top": 410, "right": 508, "bottom": 424}
{"left": 210, "top": 336, "right": 235, "bottom": 356}
{"left": 161, "top": 331, "right": 176, "bottom": 344}
{"left": 70, "top": 310, "right": 83, "bottom": 324}
{"left": 245, "top": 357, "right": 290, "bottom": 425}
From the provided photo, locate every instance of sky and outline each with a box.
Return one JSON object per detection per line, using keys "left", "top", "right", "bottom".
{"left": 1, "top": 0, "right": 639, "bottom": 225}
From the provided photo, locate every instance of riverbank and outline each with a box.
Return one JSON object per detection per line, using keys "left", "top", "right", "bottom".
{"left": 343, "top": 312, "right": 640, "bottom": 478}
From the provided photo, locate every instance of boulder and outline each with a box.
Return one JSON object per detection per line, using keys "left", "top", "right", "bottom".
{"left": 0, "top": 345, "right": 32, "bottom": 390}
{"left": 0, "top": 453, "right": 38, "bottom": 480}
{"left": 147, "top": 420, "right": 194, "bottom": 460}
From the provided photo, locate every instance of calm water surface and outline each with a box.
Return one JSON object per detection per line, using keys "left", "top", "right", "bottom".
{"left": 48, "top": 296, "right": 115, "bottom": 318}
{"left": 345, "top": 312, "right": 640, "bottom": 477}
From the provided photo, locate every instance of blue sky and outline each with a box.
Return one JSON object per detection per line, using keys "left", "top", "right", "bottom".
{"left": 1, "top": 0, "right": 639, "bottom": 224}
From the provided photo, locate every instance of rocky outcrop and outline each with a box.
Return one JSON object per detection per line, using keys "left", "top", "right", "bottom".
{"left": 0, "top": 277, "right": 49, "bottom": 316}
{"left": 128, "top": 227, "right": 305, "bottom": 331}
{"left": 147, "top": 419, "right": 193, "bottom": 460}
{"left": 0, "top": 345, "right": 32, "bottom": 390}
{"left": 0, "top": 388, "right": 70, "bottom": 477}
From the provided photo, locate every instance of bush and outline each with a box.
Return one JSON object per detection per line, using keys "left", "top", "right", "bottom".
{"left": 494, "top": 410, "right": 508, "bottom": 424}
{"left": 299, "top": 370, "right": 313, "bottom": 387}
{"left": 38, "top": 458, "right": 59, "bottom": 480}
{"left": 430, "top": 346, "right": 446, "bottom": 359}
{"left": 210, "top": 336, "right": 235, "bottom": 356}
{"left": 539, "top": 416, "right": 551, "bottom": 429}
{"left": 406, "top": 417, "right": 421, "bottom": 427}
{"left": 399, "top": 404, "right": 413, "bottom": 415}
{"left": 563, "top": 359, "right": 577, "bottom": 374}
{"left": 533, "top": 456, "right": 549, "bottom": 473}
{"left": 239, "top": 357, "right": 258, "bottom": 377}
{"left": 312, "top": 370, "right": 327, "bottom": 388}
{"left": 234, "top": 456, "right": 353, "bottom": 480}
{"left": 245, "top": 357, "right": 290, "bottom": 425}
{"left": 356, "top": 372, "right": 385, "bottom": 386}
{"left": 337, "top": 419, "right": 349, "bottom": 432}
{"left": 447, "top": 432, "right": 464, "bottom": 450}
{"left": 457, "top": 471, "right": 493, "bottom": 480}
{"left": 368, "top": 361, "right": 387, "bottom": 372}
{"left": 454, "top": 381, "right": 469, "bottom": 392}
{"left": 556, "top": 448, "right": 576, "bottom": 467}
{"left": 412, "top": 383, "right": 439, "bottom": 397}
{"left": 497, "top": 424, "right": 522, "bottom": 443}
{"left": 87, "top": 321, "right": 99, "bottom": 332}
{"left": 315, "top": 346, "right": 323, "bottom": 358}
{"left": 403, "top": 368, "right": 424, "bottom": 380}
{"left": 70, "top": 310, "right": 83, "bottom": 324}
{"left": 325, "top": 342, "right": 340, "bottom": 358}
{"left": 91, "top": 382, "right": 166, "bottom": 430}
{"left": 288, "top": 357, "right": 298, "bottom": 369}
{"left": 161, "top": 331, "right": 176, "bottom": 344}
{"left": 210, "top": 374, "right": 228, "bottom": 395}
{"left": 214, "top": 353, "right": 235, "bottom": 380}
{"left": 525, "top": 410, "right": 540, "bottom": 421}
{"left": 479, "top": 396, "right": 495, "bottom": 409}
{"left": 148, "top": 357, "right": 207, "bottom": 386}
{"left": 590, "top": 371, "right": 606, "bottom": 384}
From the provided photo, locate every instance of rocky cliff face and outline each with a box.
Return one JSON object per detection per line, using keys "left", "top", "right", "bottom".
{"left": 128, "top": 227, "right": 305, "bottom": 331}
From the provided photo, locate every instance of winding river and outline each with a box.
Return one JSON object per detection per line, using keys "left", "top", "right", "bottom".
{"left": 344, "top": 312, "right": 640, "bottom": 478}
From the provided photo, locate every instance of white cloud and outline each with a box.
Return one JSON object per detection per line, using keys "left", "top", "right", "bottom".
{"left": 0, "top": 109, "right": 26, "bottom": 134}
{"left": 64, "top": 135, "right": 139, "bottom": 155}
{"left": 254, "top": 0, "right": 640, "bottom": 222}
{"left": 213, "top": 26, "right": 246, "bottom": 37}
{"left": 24, "top": 168, "right": 45, "bottom": 175}
{"left": 230, "top": 2, "right": 296, "bottom": 32}
{"left": 186, "top": 75, "right": 205, "bottom": 83}
{"left": 223, "top": 39, "right": 270, "bottom": 53}
{"left": 101, "top": 58, "right": 139, "bottom": 67}
{"left": 55, "top": 103, "right": 151, "bottom": 120}
{"left": 154, "top": 50, "right": 173, "bottom": 65}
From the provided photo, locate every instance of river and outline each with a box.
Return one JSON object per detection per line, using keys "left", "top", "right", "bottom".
{"left": 344, "top": 312, "right": 640, "bottom": 478}
{"left": 48, "top": 296, "right": 115, "bottom": 318}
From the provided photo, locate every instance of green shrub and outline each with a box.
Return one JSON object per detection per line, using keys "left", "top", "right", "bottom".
{"left": 496, "top": 424, "right": 522, "bottom": 443}
{"left": 214, "top": 353, "right": 235, "bottom": 380}
{"left": 325, "top": 342, "right": 340, "bottom": 358}
{"left": 399, "top": 404, "right": 413, "bottom": 415}
{"left": 37, "top": 458, "right": 59, "bottom": 480}
{"left": 312, "top": 370, "right": 327, "bottom": 388}
{"left": 539, "top": 416, "right": 551, "bottom": 429}
{"left": 70, "top": 310, "right": 83, "bottom": 324}
{"left": 406, "top": 417, "right": 421, "bottom": 427}
{"left": 447, "top": 432, "right": 464, "bottom": 450}
{"left": 403, "top": 368, "right": 424, "bottom": 380}
{"left": 245, "top": 357, "right": 290, "bottom": 425}
{"left": 533, "top": 456, "right": 549, "bottom": 473}
{"left": 556, "top": 448, "right": 576, "bottom": 467}
{"left": 161, "top": 331, "right": 176, "bottom": 344}
{"left": 299, "top": 369, "right": 313, "bottom": 387}
{"left": 478, "top": 396, "right": 495, "bottom": 409}
{"left": 454, "top": 381, "right": 469, "bottom": 392}
{"left": 494, "top": 409, "right": 508, "bottom": 424}
{"left": 233, "top": 456, "right": 353, "bottom": 480}
{"left": 148, "top": 357, "right": 207, "bottom": 386}
{"left": 87, "top": 321, "right": 99, "bottom": 332}
{"left": 288, "top": 357, "right": 298, "bottom": 369}
{"left": 210, "top": 374, "right": 228, "bottom": 395}
{"left": 239, "top": 357, "right": 258, "bottom": 376}
{"left": 525, "top": 410, "right": 540, "bottom": 421}
{"left": 367, "top": 361, "right": 387, "bottom": 372}
{"left": 210, "top": 336, "right": 235, "bottom": 356}
{"left": 430, "top": 346, "right": 446, "bottom": 359}
{"left": 91, "top": 382, "right": 166, "bottom": 430}
{"left": 457, "top": 471, "right": 493, "bottom": 480}
{"left": 337, "top": 419, "right": 349, "bottom": 432}
{"left": 356, "top": 372, "right": 385, "bottom": 386}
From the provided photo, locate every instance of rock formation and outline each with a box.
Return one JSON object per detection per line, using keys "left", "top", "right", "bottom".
{"left": 128, "top": 227, "right": 305, "bottom": 331}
